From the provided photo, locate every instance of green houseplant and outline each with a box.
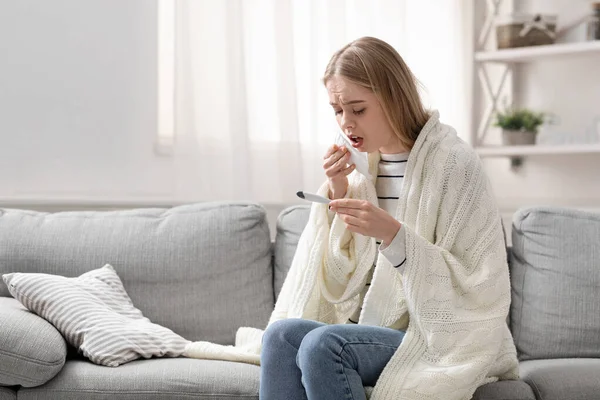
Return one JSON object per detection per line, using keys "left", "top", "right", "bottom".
{"left": 494, "top": 108, "right": 545, "bottom": 146}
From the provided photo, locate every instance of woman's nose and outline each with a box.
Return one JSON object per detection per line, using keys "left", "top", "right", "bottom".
{"left": 340, "top": 114, "right": 354, "bottom": 131}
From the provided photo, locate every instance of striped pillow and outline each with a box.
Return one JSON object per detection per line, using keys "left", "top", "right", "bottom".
{"left": 2, "top": 264, "right": 190, "bottom": 367}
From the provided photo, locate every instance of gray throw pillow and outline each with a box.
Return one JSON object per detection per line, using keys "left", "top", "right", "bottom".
{"left": 2, "top": 264, "right": 190, "bottom": 367}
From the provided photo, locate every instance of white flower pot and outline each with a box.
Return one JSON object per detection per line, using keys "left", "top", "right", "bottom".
{"left": 502, "top": 129, "right": 537, "bottom": 146}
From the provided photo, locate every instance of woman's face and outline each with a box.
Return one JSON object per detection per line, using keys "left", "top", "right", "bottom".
{"left": 326, "top": 75, "right": 405, "bottom": 154}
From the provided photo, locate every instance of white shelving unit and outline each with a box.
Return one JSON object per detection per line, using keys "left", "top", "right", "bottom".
{"left": 472, "top": 1, "right": 600, "bottom": 168}
{"left": 475, "top": 40, "right": 600, "bottom": 63}
{"left": 476, "top": 144, "right": 600, "bottom": 157}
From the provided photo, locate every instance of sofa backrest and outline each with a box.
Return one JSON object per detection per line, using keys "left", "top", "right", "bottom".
{"left": 0, "top": 203, "right": 274, "bottom": 345}
{"left": 273, "top": 205, "right": 311, "bottom": 300}
{"left": 510, "top": 206, "right": 600, "bottom": 361}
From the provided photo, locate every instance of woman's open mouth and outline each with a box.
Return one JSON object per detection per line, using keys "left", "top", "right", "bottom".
{"left": 348, "top": 135, "right": 364, "bottom": 148}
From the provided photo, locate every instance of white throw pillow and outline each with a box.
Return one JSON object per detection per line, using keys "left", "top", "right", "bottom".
{"left": 2, "top": 264, "right": 190, "bottom": 367}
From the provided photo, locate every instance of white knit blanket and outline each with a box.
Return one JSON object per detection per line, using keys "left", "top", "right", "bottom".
{"left": 184, "top": 111, "right": 519, "bottom": 400}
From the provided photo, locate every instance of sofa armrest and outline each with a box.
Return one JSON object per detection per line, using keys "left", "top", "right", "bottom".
{"left": 0, "top": 297, "right": 66, "bottom": 387}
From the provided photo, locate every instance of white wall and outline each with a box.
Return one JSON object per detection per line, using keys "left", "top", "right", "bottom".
{"left": 0, "top": 0, "right": 177, "bottom": 204}
{"left": 0, "top": 0, "right": 297, "bottom": 237}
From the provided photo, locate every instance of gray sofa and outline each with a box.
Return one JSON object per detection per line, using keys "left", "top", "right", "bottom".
{"left": 0, "top": 202, "right": 599, "bottom": 400}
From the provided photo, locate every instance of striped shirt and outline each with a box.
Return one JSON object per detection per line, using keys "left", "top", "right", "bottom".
{"left": 347, "top": 152, "right": 409, "bottom": 324}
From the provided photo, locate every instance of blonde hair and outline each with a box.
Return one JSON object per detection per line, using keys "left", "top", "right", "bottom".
{"left": 323, "top": 36, "right": 430, "bottom": 150}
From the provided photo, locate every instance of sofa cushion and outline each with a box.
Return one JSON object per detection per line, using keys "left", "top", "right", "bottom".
{"left": 0, "top": 202, "right": 274, "bottom": 345}
{"left": 0, "top": 387, "right": 16, "bottom": 400}
{"left": 0, "top": 297, "right": 66, "bottom": 387}
{"left": 3, "top": 265, "right": 190, "bottom": 367}
{"left": 273, "top": 205, "right": 310, "bottom": 300}
{"left": 17, "top": 358, "right": 259, "bottom": 400}
{"left": 472, "top": 380, "right": 535, "bottom": 400}
{"left": 510, "top": 206, "right": 600, "bottom": 360}
{"left": 519, "top": 358, "right": 600, "bottom": 400}
{"left": 366, "top": 380, "right": 535, "bottom": 400}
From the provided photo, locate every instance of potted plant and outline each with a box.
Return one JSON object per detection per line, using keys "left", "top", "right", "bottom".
{"left": 494, "top": 107, "right": 545, "bottom": 146}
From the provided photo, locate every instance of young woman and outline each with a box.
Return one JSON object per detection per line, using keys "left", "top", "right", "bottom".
{"left": 258, "top": 37, "right": 518, "bottom": 400}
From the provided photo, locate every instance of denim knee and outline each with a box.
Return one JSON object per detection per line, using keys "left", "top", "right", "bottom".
{"left": 262, "top": 318, "right": 313, "bottom": 349}
{"left": 263, "top": 319, "right": 292, "bottom": 347}
{"left": 296, "top": 325, "right": 345, "bottom": 371}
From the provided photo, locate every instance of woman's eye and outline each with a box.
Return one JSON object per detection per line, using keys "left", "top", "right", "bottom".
{"left": 334, "top": 109, "right": 342, "bottom": 116}
{"left": 353, "top": 109, "right": 366, "bottom": 115}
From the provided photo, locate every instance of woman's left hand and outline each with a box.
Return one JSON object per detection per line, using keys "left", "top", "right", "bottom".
{"left": 329, "top": 199, "right": 401, "bottom": 245}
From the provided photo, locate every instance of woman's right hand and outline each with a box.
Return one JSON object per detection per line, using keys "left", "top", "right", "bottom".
{"left": 323, "top": 144, "right": 355, "bottom": 199}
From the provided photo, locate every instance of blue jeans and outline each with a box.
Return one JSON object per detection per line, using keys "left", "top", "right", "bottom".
{"left": 259, "top": 318, "right": 406, "bottom": 400}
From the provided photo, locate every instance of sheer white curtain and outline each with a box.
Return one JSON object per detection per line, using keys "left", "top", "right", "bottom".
{"left": 172, "top": 0, "right": 470, "bottom": 204}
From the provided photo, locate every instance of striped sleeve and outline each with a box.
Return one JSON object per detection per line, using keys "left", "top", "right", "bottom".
{"left": 379, "top": 224, "right": 407, "bottom": 273}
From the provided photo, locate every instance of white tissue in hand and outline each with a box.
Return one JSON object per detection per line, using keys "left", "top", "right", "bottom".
{"left": 334, "top": 130, "right": 371, "bottom": 179}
